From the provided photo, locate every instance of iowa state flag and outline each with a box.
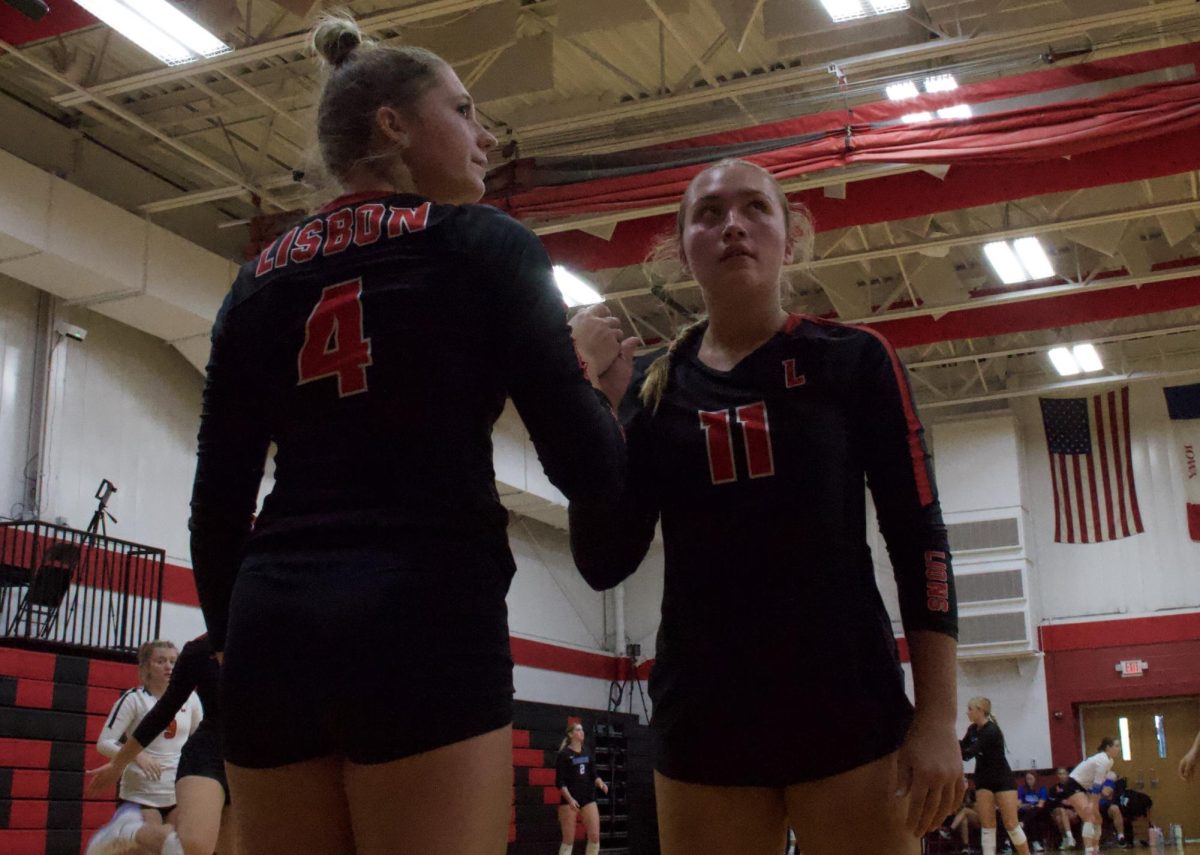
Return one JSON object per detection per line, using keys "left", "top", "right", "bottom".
{"left": 1039, "top": 387, "right": 1144, "bottom": 544}
{"left": 1163, "top": 382, "right": 1200, "bottom": 541}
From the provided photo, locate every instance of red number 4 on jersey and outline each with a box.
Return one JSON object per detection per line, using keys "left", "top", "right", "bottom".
{"left": 297, "top": 278, "right": 373, "bottom": 396}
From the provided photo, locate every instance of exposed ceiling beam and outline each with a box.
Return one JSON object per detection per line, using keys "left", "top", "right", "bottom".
{"left": 806, "top": 198, "right": 1200, "bottom": 271}
{"left": 51, "top": 0, "right": 513, "bottom": 108}
{"left": 511, "top": 1, "right": 1200, "bottom": 143}
{"left": 920, "top": 363, "right": 1200, "bottom": 409}
{"left": 907, "top": 322, "right": 1200, "bottom": 369}
{"left": 0, "top": 38, "right": 291, "bottom": 211}
{"left": 601, "top": 197, "right": 1200, "bottom": 304}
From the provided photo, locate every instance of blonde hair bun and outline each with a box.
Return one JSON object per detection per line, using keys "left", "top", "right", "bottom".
{"left": 312, "top": 13, "right": 366, "bottom": 68}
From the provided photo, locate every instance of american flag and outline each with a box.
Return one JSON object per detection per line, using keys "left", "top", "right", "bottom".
{"left": 1039, "top": 386, "right": 1144, "bottom": 544}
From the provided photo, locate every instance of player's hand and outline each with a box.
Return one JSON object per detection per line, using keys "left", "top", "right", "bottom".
{"left": 897, "top": 717, "right": 966, "bottom": 837}
{"left": 214, "top": 651, "right": 224, "bottom": 666}
{"left": 569, "top": 305, "right": 622, "bottom": 379}
{"left": 598, "top": 780, "right": 609, "bottom": 794}
{"left": 596, "top": 337, "right": 640, "bottom": 411}
{"left": 84, "top": 761, "right": 125, "bottom": 796}
{"left": 1180, "top": 747, "right": 1198, "bottom": 782}
{"left": 570, "top": 798, "right": 581, "bottom": 810}
{"left": 133, "top": 753, "right": 162, "bottom": 781}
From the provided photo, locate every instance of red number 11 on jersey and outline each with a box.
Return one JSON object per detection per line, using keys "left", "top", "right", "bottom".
{"left": 297, "top": 278, "right": 373, "bottom": 397}
{"left": 698, "top": 401, "right": 775, "bottom": 484}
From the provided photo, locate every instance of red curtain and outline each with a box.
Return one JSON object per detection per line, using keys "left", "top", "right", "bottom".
{"left": 488, "top": 43, "right": 1200, "bottom": 220}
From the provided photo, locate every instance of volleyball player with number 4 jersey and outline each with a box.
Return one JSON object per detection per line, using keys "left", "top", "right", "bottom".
{"left": 188, "top": 13, "right": 631, "bottom": 855}
{"left": 568, "top": 158, "right": 962, "bottom": 855}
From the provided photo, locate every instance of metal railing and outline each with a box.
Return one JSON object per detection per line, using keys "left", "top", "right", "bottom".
{"left": 0, "top": 520, "right": 165, "bottom": 654}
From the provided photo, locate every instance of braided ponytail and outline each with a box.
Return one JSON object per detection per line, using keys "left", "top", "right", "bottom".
{"left": 639, "top": 318, "right": 707, "bottom": 412}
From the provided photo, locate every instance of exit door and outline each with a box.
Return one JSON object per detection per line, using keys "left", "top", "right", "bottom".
{"left": 1080, "top": 697, "right": 1200, "bottom": 840}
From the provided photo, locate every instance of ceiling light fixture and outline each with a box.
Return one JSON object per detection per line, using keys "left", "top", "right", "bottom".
{"left": 901, "top": 111, "right": 933, "bottom": 124}
{"left": 868, "top": 0, "right": 911, "bottom": 13}
{"left": 1047, "top": 344, "right": 1104, "bottom": 377}
{"left": 74, "top": 0, "right": 230, "bottom": 66}
{"left": 1072, "top": 343, "right": 1104, "bottom": 372}
{"left": 886, "top": 81, "right": 919, "bottom": 101}
{"left": 1012, "top": 237, "right": 1055, "bottom": 280}
{"left": 924, "top": 73, "right": 959, "bottom": 93}
{"left": 984, "top": 238, "right": 1057, "bottom": 284}
{"left": 983, "top": 241, "right": 1027, "bottom": 285}
{"left": 1048, "top": 347, "right": 1081, "bottom": 377}
{"left": 821, "top": 0, "right": 909, "bottom": 23}
{"left": 937, "top": 104, "right": 973, "bottom": 120}
{"left": 553, "top": 266, "right": 604, "bottom": 307}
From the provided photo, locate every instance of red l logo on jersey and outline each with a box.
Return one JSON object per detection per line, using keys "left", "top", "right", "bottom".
{"left": 783, "top": 359, "right": 806, "bottom": 388}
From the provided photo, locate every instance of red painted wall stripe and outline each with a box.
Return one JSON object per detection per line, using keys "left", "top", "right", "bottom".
{"left": 509, "top": 636, "right": 620, "bottom": 681}
{"left": 1040, "top": 612, "right": 1200, "bottom": 651}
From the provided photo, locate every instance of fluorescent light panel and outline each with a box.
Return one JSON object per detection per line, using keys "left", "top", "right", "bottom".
{"left": 984, "top": 237, "right": 1055, "bottom": 284}
{"left": 553, "top": 266, "right": 604, "bottom": 307}
{"left": 901, "top": 111, "right": 933, "bottom": 124}
{"left": 76, "top": 0, "right": 229, "bottom": 66}
{"left": 1118, "top": 718, "right": 1132, "bottom": 762}
{"left": 1048, "top": 343, "right": 1103, "bottom": 376}
{"left": 1013, "top": 236, "right": 1055, "bottom": 279}
{"left": 1072, "top": 343, "right": 1103, "bottom": 372}
{"left": 983, "top": 241, "right": 1026, "bottom": 285}
{"left": 924, "top": 73, "right": 959, "bottom": 93}
{"left": 822, "top": 0, "right": 909, "bottom": 22}
{"left": 1048, "top": 347, "right": 1080, "bottom": 377}
{"left": 937, "top": 104, "right": 973, "bottom": 120}
{"left": 886, "top": 81, "right": 919, "bottom": 101}
{"left": 821, "top": 0, "right": 868, "bottom": 21}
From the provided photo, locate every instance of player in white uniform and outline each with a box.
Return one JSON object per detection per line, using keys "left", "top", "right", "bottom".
{"left": 1063, "top": 738, "right": 1121, "bottom": 855}
{"left": 86, "top": 640, "right": 202, "bottom": 855}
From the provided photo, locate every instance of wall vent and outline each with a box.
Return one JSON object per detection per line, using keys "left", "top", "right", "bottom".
{"left": 959, "top": 611, "right": 1028, "bottom": 646}
{"left": 947, "top": 517, "right": 1020, "bottom": 552}
{"left": 956, "top": 569, "right": 1024, "bottom": 604}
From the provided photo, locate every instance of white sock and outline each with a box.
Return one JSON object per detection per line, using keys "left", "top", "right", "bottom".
{"left": 585, "top": 842, "right": 601, "bottom": 855}
{"left": 559, "top": 845, "right": 573, "bottom": 855}
{"left": 982, "top": 827, "right": 997, "bottom": 855}
{"left": 161, "top": 830, "right": 185, "bottom": 855}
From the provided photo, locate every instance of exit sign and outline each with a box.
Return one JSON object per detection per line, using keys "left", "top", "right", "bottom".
{"left": 1116, "top": 659, "right": 1148, "bottom": 677}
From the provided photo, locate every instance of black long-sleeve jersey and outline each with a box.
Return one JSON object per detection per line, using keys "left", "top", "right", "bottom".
{"left": 961, "top": 720, "right": 1013, "bottom": 792}
{"left": 191, "top": 192, "right": 626, "bottom": 649}
{"left": 569, "top": 315, "right": 956, "bottom": 783}
{"left": 556, "top": 747, "right": 599, "bottom": 803}
{"left": 133, "top": 636, "right": 218, "bottom": 747}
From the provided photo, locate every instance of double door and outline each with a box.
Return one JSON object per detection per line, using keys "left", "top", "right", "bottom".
{"left": 1080, "top": 696, "right": 1200, "bottom": 839}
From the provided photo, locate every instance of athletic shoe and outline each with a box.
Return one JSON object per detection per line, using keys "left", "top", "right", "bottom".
{"left": 940, "top": 828, "right": 954, "bottom": 839}
{"left": 162, "top": 831, "right": 185, "bottom": 855}
{"left": 85, "top": 804, "right": 143, "bottom": 855}
{"left": 1033, "top": 843, "right": 1044, "bottom": 852}
{"left": 1062, "top": 835, "right": 1077, "bottom": 850}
